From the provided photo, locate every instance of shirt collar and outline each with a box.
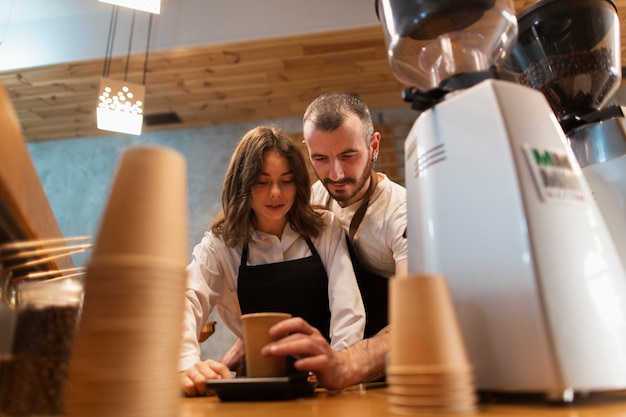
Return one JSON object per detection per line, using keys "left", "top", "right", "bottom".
{"left": 249, "top": 222, "right": 299, "bottom": 245}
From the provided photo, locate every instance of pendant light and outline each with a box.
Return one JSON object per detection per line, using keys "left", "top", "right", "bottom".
{"left": 96, "top": 4, "right": 156, "bottom": 135}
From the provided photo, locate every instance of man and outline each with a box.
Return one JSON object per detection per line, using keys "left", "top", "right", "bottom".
{"left": 260, "top": 91, "right": 408, "bottom": 389}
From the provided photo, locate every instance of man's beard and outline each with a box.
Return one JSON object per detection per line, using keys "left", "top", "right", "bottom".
{"left": 322, "top": 159, "right": 372, "bottom": 207}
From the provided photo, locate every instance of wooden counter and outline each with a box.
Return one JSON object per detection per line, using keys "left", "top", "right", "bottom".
{"left": 178, "top": 385, "right": 626, "bottom": 417}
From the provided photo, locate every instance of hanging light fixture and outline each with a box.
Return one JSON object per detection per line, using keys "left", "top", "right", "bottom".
{"left": 98, "top": 0, "right": 161, "bottom": 14}
{"left": 96, "top": 5, "right": 155, "bottom": 136}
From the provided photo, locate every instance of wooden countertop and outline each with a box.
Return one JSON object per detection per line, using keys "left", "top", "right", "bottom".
{"left": 178, "top": 385, "right": 626, "bottom": 417}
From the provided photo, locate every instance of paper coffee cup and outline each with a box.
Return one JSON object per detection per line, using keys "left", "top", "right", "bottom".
{"left": 241, "top": 312, "right": 292, "bottom": 378}
{"left": 389, "top": 274, "right": 470, "bottom": 368}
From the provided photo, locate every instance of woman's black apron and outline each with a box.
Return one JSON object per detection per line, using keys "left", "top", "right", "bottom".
{"left": 237, "top": 236, "right": 331, "bottom": 375}
{"left": 237, "top": 236, "right": 331, "bottom": 333}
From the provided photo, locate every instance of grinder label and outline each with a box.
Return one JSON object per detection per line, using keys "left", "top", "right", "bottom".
{"left": 523, "top": 145, "right": 585, "bottom": 203}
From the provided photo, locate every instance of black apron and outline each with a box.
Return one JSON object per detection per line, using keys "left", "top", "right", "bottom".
{"left": 237, "top": 236, "right": 331, "bottom": 343}
{"left": 344, "top": 235, "right": 389, "bottom": 338}
{"left": 327, "top": 170, "right": 389, "bottom": 338}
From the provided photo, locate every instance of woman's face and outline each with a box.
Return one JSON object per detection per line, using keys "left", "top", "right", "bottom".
{"left": 250, "top": 150, "right": 297, "bottom": 236}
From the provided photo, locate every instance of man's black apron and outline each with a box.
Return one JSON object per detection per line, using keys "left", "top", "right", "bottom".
{"left": 237, "top": 236, "right": 331, "bottom": 374}
{"left": 327, "top": 170, "right": 389, "bottom": 338}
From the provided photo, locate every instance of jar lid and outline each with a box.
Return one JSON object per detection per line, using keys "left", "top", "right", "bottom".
{"left": 17, "top": 277, "right": 83, "bottom": 308}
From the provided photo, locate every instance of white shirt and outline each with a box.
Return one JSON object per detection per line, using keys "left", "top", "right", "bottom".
{"left": 311, "top": 172, "right": 408, "bottom": 278}
{"left": 180, "top": 210, "right": 365, "bottom": 371}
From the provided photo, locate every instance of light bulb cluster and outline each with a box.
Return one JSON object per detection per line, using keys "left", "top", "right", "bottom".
{"left": 97, "top": 78, "right": 146, "bottom": 135}
{"left": 98, "top": 85, "right": 144, "bottom": 116}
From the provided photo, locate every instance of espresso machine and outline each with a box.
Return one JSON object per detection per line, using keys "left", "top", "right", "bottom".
{"left": 376, "top": 0, "right": 626, "bottom": 401}
{"left": 506, "top": 0, "right": 626, "bottom": 270}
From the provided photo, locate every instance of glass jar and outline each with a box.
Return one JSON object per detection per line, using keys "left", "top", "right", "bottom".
{"left": 0, "top": 276, "right": 83, "bottom": 416}
{"left": 0, "top": 273, "right": 16, "bottom": 417}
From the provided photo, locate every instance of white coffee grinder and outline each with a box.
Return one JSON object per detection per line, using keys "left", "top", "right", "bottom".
{"left": 376, "top": 0, "right": 626, "bottom": 401}
{"left": 507, "top": 0, "right": 626, "bottom": 270}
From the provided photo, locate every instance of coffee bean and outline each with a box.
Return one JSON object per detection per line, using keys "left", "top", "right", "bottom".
{"left": 0, "top": 304, "right": 80, "bottom": 416}
{"left": 518, "top": 47, "right": 618, "bottom": 119}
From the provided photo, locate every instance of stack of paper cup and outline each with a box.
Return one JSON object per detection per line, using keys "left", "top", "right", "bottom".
{"left": 387, "top": 274, "right": 477, "bottom": 415}
{"left": 63, "top": 146, "right": 188, "bottom": 417}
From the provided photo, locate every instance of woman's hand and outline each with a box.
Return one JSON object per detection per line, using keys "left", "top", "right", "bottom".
{"left": 180, "top": 359, "right": 232, "bottom": 397}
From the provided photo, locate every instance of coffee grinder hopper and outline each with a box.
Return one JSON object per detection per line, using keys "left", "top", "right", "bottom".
{"left": 507, "top": 0, "right": 626, "bottom": 269}
{"left": 376, "top": 0, "right": 518, "bottom": 109}
{"left": 506, "top": 0, "right": 621, "bottom": 131}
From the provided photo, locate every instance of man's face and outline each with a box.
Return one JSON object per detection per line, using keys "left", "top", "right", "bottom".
{"left": 303, "top": 114, "right": 378, "bottom": 207}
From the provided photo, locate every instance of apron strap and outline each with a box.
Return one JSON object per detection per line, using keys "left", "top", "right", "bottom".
{"left": 324, "top": 170, "right": 378, "bottom": 239}
{"left": 348, "top": 170, "right": 378, "bottom": 239}
{"left": 303, "top": 236, "right": 318, "bottom": 256}
{"left": 240, "top": 243, "right": 249, "bottom": 268}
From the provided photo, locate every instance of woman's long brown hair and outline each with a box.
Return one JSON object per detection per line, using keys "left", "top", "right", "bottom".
{"left": 211, "top": 126, "right": 324, "bottom": 247}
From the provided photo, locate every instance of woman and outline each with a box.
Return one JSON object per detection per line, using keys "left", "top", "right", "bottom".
{"left": 180, "top": 126, "right": 365, "bottom": 396}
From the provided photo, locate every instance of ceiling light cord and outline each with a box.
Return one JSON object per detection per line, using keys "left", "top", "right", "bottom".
{"left": 142, "top": 14, "right": 153, "bottom": 86}
{"left": 103, "top": 5, "right": 119, "bottom": 78}
{"left": 0, "top": 0, "right": 15, "bottom": 47}
{"left": 124, "top": 9, "right": 137, "bottom": 82}
{"left": 102, "top": 5, "right": 151, "bottom": 85}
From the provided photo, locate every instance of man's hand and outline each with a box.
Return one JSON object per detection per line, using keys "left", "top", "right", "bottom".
{"left": 180, "top": 359, "right": 232, "bottom": 397}
{"left": 261, "top": 317, "right": 359, "bottom": 390}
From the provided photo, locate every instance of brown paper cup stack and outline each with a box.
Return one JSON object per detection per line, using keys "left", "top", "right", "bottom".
{"left": 63, "top": 146, "right": 188, "bottom": 417}
{"left": 388, "top": 274, "right": 477, "bottom": 415}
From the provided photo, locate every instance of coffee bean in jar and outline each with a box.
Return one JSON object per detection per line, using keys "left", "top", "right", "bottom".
{"left": 0, "top": 277, "right": 83, "bottom": 417}
{"left": 518, "top": 47, "right": 619, "bottom": 120}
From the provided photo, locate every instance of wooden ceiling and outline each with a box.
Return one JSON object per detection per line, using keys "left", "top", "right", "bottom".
{"left": 2, "top": 0, "right": 626, "bottom": 143}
